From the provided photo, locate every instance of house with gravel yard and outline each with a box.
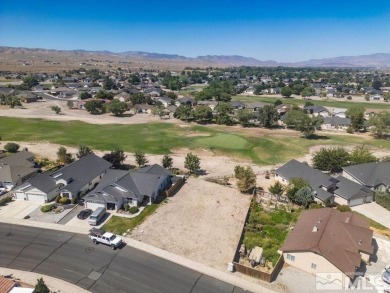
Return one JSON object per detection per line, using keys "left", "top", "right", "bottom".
{"left": 0, "top": 150, "right": 38, "bottom": 191}
{"left": 14, "top": 154, "right": 112, "bottom": 202}
{"left": 280, "top": 208, "right": 373, "bottom": 285}
{"left": 275, "top": 160, "right": 374, "bottom": 206}
{"left": 84, "top": 164, "right": 172, "bottom": 210}
{"left": 321, "top": 117, "right": 351, "bottom": 131}
{"left": 342, "top": 162, "right": 390, "bottom": 192}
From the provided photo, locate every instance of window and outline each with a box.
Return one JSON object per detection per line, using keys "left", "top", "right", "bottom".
{"left": 311, "top": 263, "right": 317, "bottom": 269}
{"left": 286, "top": 254, "right": 295, "bottom": 261}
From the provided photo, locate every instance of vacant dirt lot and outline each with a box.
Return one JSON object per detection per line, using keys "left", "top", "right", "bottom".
{"left": 130, "top": 177, "right": 252, "bottom": 271}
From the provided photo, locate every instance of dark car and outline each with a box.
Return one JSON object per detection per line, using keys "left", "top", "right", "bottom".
{"left": 77, "top": 209, "right": 92, "bottom": 220}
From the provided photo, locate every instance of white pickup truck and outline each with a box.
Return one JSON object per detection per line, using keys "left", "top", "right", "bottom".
{"left": 89, "top": 228, "right": 123, "bottom": 250}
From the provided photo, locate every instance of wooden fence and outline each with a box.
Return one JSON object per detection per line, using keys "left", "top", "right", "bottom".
{"left": 164, "top": 177, "right": 186, "bottom": 197}
{"left": 233, "top": 255, "right": 284, "bottom": 283}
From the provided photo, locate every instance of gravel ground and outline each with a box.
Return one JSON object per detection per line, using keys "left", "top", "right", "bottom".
{"left": 130, "top": 177, "right": 252, "bottom": 271}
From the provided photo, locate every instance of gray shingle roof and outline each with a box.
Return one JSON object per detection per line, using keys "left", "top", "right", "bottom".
{"left": 334, "top": 176, "right": 374, "bottom": 200}
{"left": 138, "top": 164, "right": 172, "bottom": 176}
{"left": 323, "top": 117, "right": 351, "bottom": 126}
{"left": 343, "top": 162, "right": 390, "bottom": 187}
{"left": 0, "top": 150, "right": 35, "bottom": 168}
{"left": 25, "top": 172, "right": 58, "bottom": 193}
{"left": 276, "top": 159, "right": 336, "bottom": 201}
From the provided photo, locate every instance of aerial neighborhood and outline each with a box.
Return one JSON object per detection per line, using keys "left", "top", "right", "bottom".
{"left": 0, "top": 50, "right": 390, "bottom": 293}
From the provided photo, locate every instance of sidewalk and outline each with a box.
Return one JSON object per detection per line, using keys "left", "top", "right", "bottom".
{"left": 0, "top": 217, "right": 276, "bottom": 293}
{"left": 0, "top": 268, "right": 90, "bottom": 293}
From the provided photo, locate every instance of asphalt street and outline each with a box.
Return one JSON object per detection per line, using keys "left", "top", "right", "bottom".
{"left": 0, "top": 223, "right": 248, "bottom": 293}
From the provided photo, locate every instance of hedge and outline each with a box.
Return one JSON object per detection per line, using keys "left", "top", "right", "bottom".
{"left": 40, "top": 203, "right": 56, "bottom": 213}
{"left": 376, "top": 192, "right": 390, "bottom": 211}
{"left": 0, "top": 196, "right": 12, "bottom": 206}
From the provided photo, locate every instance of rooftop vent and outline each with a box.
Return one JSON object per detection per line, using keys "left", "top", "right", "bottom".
{"left": 312, "top": 225, "right": 319, "bottom": 232}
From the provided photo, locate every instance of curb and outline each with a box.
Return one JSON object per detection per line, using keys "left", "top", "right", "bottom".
{"left": 0, "top": 267, "right": 90, "bottom": 293}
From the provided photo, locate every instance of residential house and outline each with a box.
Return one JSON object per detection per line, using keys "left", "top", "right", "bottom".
{"left": 244, "top": 87, "right": 255, "bottom": 95}
{"left": 157, "top": 96, "right": 174, "bottom": 108}
{"left": 269, "top": 87, "right": 281, "bottom": 94}
{"left": 247, "top": 102, "right": 266, "bottom": 112}
{"left": 342, "top": 162, "right": 390, "bottom": 192}
{"left": 380, "top": 87, "right": 390, "bottom": 93}
{"left": 14, "top": 154, "right": 112, "bottom": 202}
{"left": 275, "top": 159, "right": 336, "bottom": 204}
{"left": 304, "top": 105, "right": 330, "bottom": 117}
{"left": 114, "top": 92, "right": 131, "bottom": 102}
{"left": 0, "top": 87, "right": 15, "bottom": 96}
{"left": 333, "top": 176, "right": 374, "bottom": 206}
{"left": 331, "top": 108, "right": 347, "bottom": 118}
{"left": 276, "top": 104, "right": 291, "bottom": 115}
{"left": 84, "top": 164, "right": 172, "bottom": 210}
{"left": 0, "top": 150, "right": 38, "bottom": 190}
{"left": 16, "top": 92, "right": 38, "bottom": 103}
{"left": 321, "top": 117, "right": 351, "bottom": 131}
{"left": 370, "top": 94, "right": 384, "bottom": 101}
{"left": 134, "top": 104, "right": 153, "bottom": 114}
{"left": 197, "top": 101, "right": 218, "bottom": 111}
{"left": 280, "top": 208, "right": 373, "bottom": 285}
{"left": 230, "top": 101, "right": 246, "bottom": 110}
{"left": 175, "top": 97, "right": 196, "bottom": 107}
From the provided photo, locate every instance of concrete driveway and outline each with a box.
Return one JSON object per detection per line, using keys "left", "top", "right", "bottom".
{"left": 352, "top": 202, "right": 390, "bottom": 229}
{"left": 365, "top": 237, "right": 390, "bottom": 292}
{"left": 0, "top": 200, "right": 41, "bottom": 219}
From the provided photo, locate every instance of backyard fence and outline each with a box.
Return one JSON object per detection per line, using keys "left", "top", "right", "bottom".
{"left": 164, "top": 177, "right": 186, "bottom": 197}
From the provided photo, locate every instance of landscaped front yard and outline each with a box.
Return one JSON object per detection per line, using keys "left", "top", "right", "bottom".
{"left": 243, "top": 201, "right": 302, "bottom": 266}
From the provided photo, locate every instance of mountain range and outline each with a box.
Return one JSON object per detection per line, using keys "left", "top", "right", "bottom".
{"left": 1, "top": 46, "right": 390, "bottom": 68}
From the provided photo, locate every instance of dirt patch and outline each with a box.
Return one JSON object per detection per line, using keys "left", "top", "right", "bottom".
{"left": 184, "top": 131, "right": 211, "bottom": 137}
{"left": 130, "top": 177, "right": 252, "bottom": 271}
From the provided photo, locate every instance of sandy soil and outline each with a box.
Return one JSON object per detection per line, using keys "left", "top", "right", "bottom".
{"left": 130, "top": 177, "right": 252, "bottom": 271}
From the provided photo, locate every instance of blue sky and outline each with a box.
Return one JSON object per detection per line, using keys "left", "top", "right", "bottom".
{"left": 1, "top": 0, "right": 390, "bottom": 62}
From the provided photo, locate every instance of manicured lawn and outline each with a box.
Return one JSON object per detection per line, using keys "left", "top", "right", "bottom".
{"left": 243, "top": 202, "right": 302, "bottom": 266}
{"left": 102, "top": 204, "right": 160, "bottom": 235}
{"left": 232, "top": 95, "right": 390, "bottom": 110}
{"left": 1, "top": 117, "right": 390, "bottom": 165}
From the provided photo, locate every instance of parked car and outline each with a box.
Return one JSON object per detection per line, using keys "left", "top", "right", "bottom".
{"left": 382, "top": 265, "right": 390, "bottom": 284}
{"left": 89, "top": 228, "right": 123, "bottom": 249}
{"left": 77, "top": 209, "right": 92, "bottom": 219}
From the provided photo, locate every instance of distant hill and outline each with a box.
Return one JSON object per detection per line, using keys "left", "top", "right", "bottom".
{"left": 0, "top": 46, "right": 389, "bottom": 68}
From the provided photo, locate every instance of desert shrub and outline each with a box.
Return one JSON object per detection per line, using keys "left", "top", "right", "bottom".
{"left": 40, "top": 203, "right": 56, "bottom": 213}
{"left": 59, "top": 197, "right": 70, "bottom": 204}
{"left": 346, "top": 126, "right": 353, "bottom": 134}
{"left": 347, "top": 96, "right": 352, "bottom": 100}
{"left": 4, "top": 142, "right": 20, "bottom": 153}
{"left": 0, "top": 196, "right": 12, "bottom": 206}
{"left": 375, "top": 192, "right": 390, "bottom": 211}
{"left": 336, "top": 205, "right": 351, "bottom": 212}
{"left": 129, "top": 206, "right": 139, "bottom": 214}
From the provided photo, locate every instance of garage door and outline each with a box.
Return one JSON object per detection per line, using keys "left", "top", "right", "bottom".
{"left": 85, "top": 202, "right": 105, "bottom": 211}
{"left": 14, "top": 192, "right": 26, "bottom": 200}
{"left": 26, "top": 193, "right": 45, "bottom": 203}
{"left": 349, "top": 197, "right": 364, "bottom": 207}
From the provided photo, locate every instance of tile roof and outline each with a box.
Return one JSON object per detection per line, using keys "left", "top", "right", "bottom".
{"left": 0, "top": 276, "right": 16, "bottom": 293}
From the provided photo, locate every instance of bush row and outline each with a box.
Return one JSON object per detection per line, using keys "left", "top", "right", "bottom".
{"left": 376, "top": 192, "right": 390, "bottom": 211}
{"left": 0, "top": 196, "right": 12, "bottom": 206}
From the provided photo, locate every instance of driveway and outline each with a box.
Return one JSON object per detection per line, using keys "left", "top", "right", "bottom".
{"left": 352, "top": 202, "right": 390, "bottom": 229}
{"left": 0, "top": 200, "right": 41, "bottom": 219}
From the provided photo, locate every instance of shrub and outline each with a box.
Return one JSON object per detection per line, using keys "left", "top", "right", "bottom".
{"left": 346, "top": 126, "right": 353, "bottom": 134}
{"left": 59, "top": 197, "right": 70, "bottom": 204}
{"left": 129, "top": 206, "right": 139, "bottom": 214}
{"left": 375, "top": 192, "right": 390, "bottom": 211}
{"left": 336, "top": 205, "right": 351, "bottom": 212}
{"left": 124, "top": 203, "right": 130, "bottom": 212}
{"left": 70, "top": 198, "right": 76, "bottom": 204}
{"left": 55, "top": 195, "right": 61, "bottom": 203}
{"left": 40, "top": 203, "right": 56, "bottom": 213}
{"left": 347, "top": 96, "right": 352, "bottom": 100}
{"left": 4, "top": 142, "right": 20, "bottom": 153}
{"left": 0, "top": 196, "right": 12, "bottom": 206}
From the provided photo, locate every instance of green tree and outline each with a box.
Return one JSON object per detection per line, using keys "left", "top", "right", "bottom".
{"left": 369, "top": 111, "right": 390, "bottom": 138}
{"left": 294, "top": 186, "right": 315, "bottom": 208}
{"left": 103, "top": 77, "right": 116, "bottom": 90}
{"left": 372, "top": 79, "right": 382, "bottom": 90}
{"left": 50, "top": 105, "right": 61, "bottom": 114}
{"left": 174, "top": 105, "right": 193, "bottom": 121}
{"left": 346, "top": 106, "right": 365, "bottom": 131}
{"left": 102, "top": 148, "right": 127, "bottom": 169}
{"left": 234, "top": 165, "right": 256, "bottom": 193}
{"left": 4, "top": 142, "right": 20, "bottom": 153}
{"left": 96, "top": 90, "right": 114, "bottom": 100}
{"left": 162, "top": 154, "right": 173, "bottom": 169}
{"left": 184, "top": 152, "right": 201, "bottom": 174}
{"left": 130, "top": 92, "right": 145, "bottom": 105}
{"left": 281, "top": 86, "right": 293, "bottom": 98}
{"left": 76, "top": 144, "right": 93, "bottom": 158}
{"left": 258, "top": 105, "right": 278, "bottom": 128}
{"left": 107, "top": 99, "right": 127, "bottom": 116}
{"left": 22, "top": 75, "right": 39, "bottom": 89}
{"left": 285, "top": 178, "right": 309, "bottom": 202}
{"left": 35, "top": 277, "right": 50, "bottom": 293}
{"left": 274, "top": 99, "right": 283, "bottom": 106}
{"left": 84, "top": 100, "right": 105, "bottom": 114}
{"left": 166, "top": 91, "right": 178, "bottom": 100}
{"left": 0, "top": 95, "right": 22, "bottom": 108}
{"left": 268, "top": 181, "right": 284, "bottom": 200}
{"left": 215, "top": 102, "right": 234, "bottom": 125}
{"left": 193, "top": 105, "right": 213, "bottom": 123}
{"left": 79, "top": 92, "right": 92, "bottom": 100}
{"left": 57, "top": 146, "right": 73, "bottom": 165}
{"left": 312, "top": 147, "right": 350, "bottom": 173}
{"left": 237, "top": 109, "right": 253, "bottom": 126}
{"left": 285, "top": 110, "right": 323, "bottom": 138}
{"left": 349, "top": 145, "right": 377, "bottom": 165}
{"left": 301, "top": 87, "right": 315, "bottom": 97}
{"left": 134, "top": 150, "right": 148, "bottom": 167}
{"left": 66, "top": 100, "right": 74, "bottom": 109}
